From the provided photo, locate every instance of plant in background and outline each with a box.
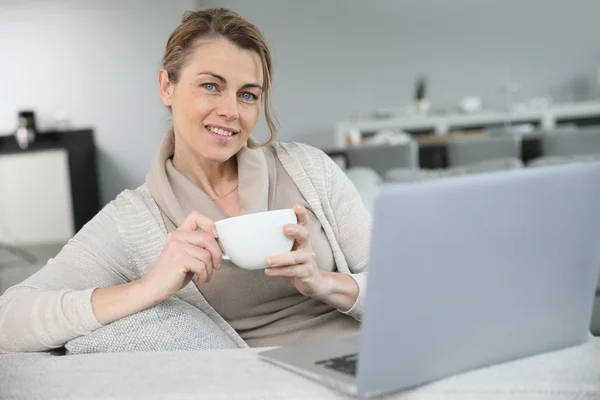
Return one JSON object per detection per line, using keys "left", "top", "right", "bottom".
{"left": 414, "top": 76, "right": 430, "bottom": 116}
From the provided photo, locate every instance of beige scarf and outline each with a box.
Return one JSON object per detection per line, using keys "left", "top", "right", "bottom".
{"left": 146, "top": 129, "right": 269, "bottom": 232}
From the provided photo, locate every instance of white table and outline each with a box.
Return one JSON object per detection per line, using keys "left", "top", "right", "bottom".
{"left": 1, "top": 338, "right": 599, "bottom": 399}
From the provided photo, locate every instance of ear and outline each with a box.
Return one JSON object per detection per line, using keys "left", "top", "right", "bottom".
{"left": 158, "top": 69, "right": 175, "bottom": 106}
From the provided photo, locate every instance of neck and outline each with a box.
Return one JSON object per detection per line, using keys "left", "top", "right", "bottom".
{"left": 172, "top": 140, "right": 238, "bottom": 199}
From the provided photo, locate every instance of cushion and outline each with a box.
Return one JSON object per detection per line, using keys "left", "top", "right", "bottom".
{"left": 65, "top": 297, "right": 238, "bottom": 354}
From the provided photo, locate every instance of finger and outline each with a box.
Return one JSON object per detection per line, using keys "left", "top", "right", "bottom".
{"left": 267, "top": 250, "right": 315, "bottom": 268}
{"left": 171, "top": 231, "right": 223, "bottom": 269}
{"left": 182, "top": 255, "right": 211, "bottom": 285}
{"left": 177, "top": 211, "right": 217, "bottom": 238}
{"left": 182, "top": 243, "right": 214, "bottom": 282}
{"left": 293, "top": 204, "right": 309, "bottom": 227}
{"left": 283, "top": 224, "right": 310, "bottom": 248}
{"left": 265, "top": 263, "right": 313, "bottom": 280}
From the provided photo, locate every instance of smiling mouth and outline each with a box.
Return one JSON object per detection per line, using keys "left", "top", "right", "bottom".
{"left": 205, "top": 125, "right": 239, "bottom": 137}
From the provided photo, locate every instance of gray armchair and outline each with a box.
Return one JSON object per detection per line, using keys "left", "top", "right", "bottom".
{"left": 347, "top": 141, "right": 419, "bottom": 177}
{"left": 539, "top": 127, "right": 600, "bottom": 157}
{"left": 447, "top": 135, "right": 521, "bottom": 167}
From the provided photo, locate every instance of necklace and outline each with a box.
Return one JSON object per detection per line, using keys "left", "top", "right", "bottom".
{"left": 211, "top": 184, "right": 239, "bottom": 201}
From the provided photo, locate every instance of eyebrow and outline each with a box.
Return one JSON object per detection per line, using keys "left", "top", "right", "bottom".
{"left": 196, "top": 71, "right": 263, "bottom": 91}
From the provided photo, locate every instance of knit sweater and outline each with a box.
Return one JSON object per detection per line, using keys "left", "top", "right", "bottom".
{"left": 0, "top": 142, "right": 372, "bottom": 353}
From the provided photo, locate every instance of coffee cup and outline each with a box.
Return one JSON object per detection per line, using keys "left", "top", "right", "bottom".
{"left": 214, "top": 209, "right": 297, "bottom": 270}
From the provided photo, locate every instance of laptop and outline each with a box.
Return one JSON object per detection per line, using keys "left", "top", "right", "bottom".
{"left": 259, "top": 161, "right": 600, "bottom": 398}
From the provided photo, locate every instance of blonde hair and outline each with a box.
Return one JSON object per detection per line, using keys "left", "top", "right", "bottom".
{"left": 162, "top": 8, "right": 279, "bottom": 148}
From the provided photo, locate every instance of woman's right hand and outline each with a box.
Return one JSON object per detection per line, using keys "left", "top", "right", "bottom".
{"left": 141, "top": 211, "right": 223, "bottom": 302}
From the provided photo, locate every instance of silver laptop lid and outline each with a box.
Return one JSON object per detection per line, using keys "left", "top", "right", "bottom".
{"left": 357, "top": 162, "right": 600, "bottom": 397}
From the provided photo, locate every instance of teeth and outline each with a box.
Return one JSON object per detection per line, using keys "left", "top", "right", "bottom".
{"left": 208, "top": 126, "right": 235, "bottom": 137}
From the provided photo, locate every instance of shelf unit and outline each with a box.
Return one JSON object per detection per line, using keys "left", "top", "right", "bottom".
{"left": 333, "top": 101, "right": 600, "bottom": 149}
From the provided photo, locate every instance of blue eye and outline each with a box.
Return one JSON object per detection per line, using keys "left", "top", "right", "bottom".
{"left": 240, "top": 92, "right": 257, "bottom": 102}
{"left": 201, "top": 83, "right": 217, "bottom": 91}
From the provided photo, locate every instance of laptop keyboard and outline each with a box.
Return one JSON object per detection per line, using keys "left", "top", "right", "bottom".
{"left": 315, "top": 353, "right": 359, "bottom": 376}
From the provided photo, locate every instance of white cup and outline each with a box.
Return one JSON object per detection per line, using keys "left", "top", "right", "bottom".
{"left": 214, "top": 209, "right": 297, "bottom": 270}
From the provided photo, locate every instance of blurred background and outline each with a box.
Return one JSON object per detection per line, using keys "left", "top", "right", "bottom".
{"left": 1, "top": 0, "right": 599, "bottom": 332}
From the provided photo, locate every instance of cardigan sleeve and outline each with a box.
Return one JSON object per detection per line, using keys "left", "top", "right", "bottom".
{"left": 0, "top": 196, "right": 136, "bottom": 353}
{"left": 324, "top": 153, "right": 372, "bottom": 320}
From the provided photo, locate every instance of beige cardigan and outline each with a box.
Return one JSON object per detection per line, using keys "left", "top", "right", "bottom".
{"left": 0, "top": 142, "right": 372, "bottom": 353}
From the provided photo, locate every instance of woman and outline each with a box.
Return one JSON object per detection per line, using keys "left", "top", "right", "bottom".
{"left": 0, "top": 7, "right": 371, "bottom": 352}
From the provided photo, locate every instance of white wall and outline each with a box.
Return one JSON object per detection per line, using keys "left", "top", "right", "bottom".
{"left": 201, "top": 0, "right": 600, "bottom": 148}
{"left": 3, "top": 0, "right": 600, "bottom": 205}
{"left": 0, "top": 0, "right": 196, "bottom": 204}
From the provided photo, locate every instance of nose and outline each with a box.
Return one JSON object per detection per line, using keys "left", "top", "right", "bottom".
{"left": 216, "top": 92, "right": 239, "bottom": 121}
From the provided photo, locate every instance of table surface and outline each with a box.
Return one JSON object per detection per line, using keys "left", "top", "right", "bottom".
{"left": 1, "top": 337, "right": 599, "bottom": 400}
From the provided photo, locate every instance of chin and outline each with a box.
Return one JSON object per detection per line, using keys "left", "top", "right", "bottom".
{"left": 195, "top": 142, "right": 241, "bottom": 162}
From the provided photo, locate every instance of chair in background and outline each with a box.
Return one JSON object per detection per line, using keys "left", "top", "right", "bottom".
{"left": 446, "top": 135, "right": 521, "bottom": 167}
{"left": 346, "top": 140, "right": 419, "bottom": 178}
{"left": 538, "top": 126, "right": 600, "bottom": 158}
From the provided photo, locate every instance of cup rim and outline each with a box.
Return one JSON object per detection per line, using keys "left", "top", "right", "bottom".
{"left": 214, "top": 208, "right": 296, "bottom": 227}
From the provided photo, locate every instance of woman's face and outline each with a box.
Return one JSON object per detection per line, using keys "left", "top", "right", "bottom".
{"left": 159, "top": 37, "right": 263, "bottom": 163}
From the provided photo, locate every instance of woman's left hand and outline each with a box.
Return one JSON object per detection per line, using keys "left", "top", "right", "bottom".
{"left": 265, "top": 204, "right": 327, "bottom": 298}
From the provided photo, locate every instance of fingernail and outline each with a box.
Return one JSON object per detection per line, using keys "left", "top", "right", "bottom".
{"left": 267, "top": 258, "right": 273, "bottom": 266}
{"left": 285, "top": 226, "right": 297, "bottom": 234}
{"left": 265, "top": 268, "right": 271, "bottom": 274}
